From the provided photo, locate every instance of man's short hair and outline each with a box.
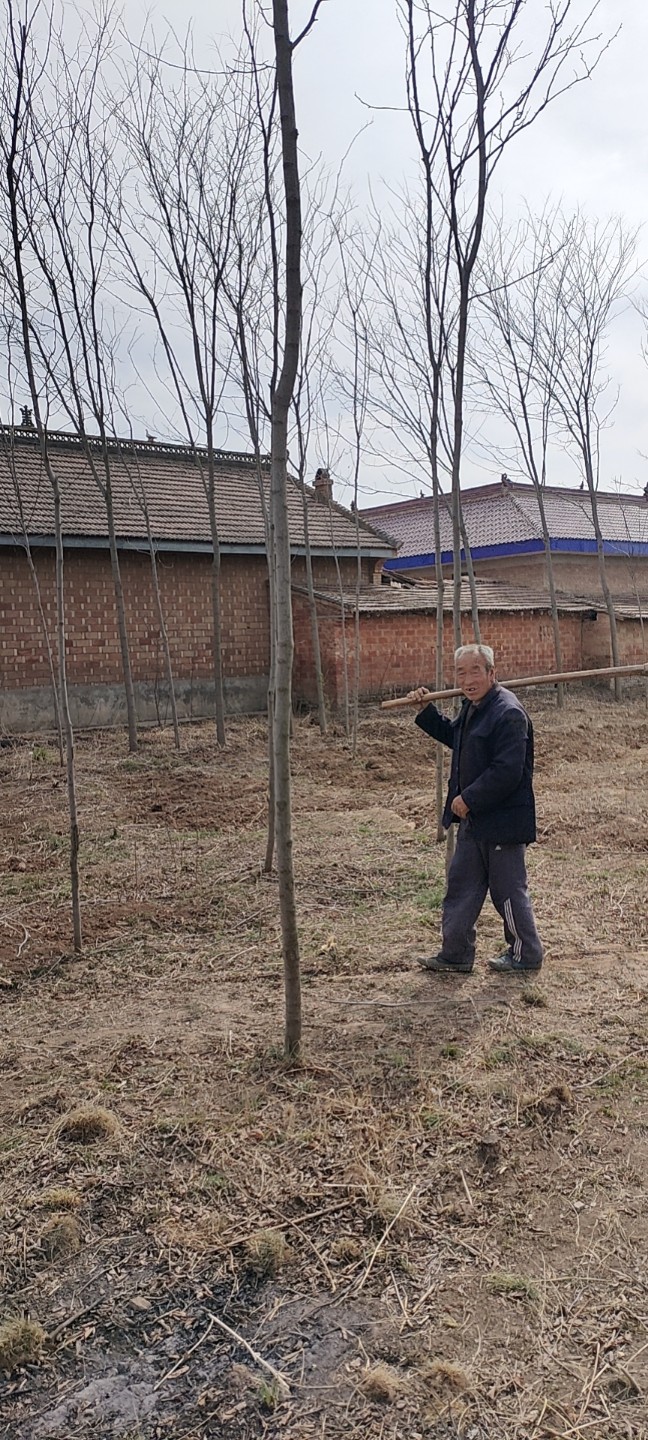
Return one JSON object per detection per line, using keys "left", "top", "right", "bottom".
{"left": 454, "top": 643, "right": 495, "bottom": 671}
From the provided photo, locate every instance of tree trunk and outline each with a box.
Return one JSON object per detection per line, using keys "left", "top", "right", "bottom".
{"left": 271, "top": 0, "right": 304, "bottom": 1058}
{"left": 147, "top": 533, "right": 181, "bottom": 749}
{"left": 53, "top": 481, "right": 82, "bottom": 952}
{"left": 104, "top": 482, "right": 139, "bottom": 752}
{"left": 535, "top": 487, "right": 564, "bottom": 705}
{"left": 352, "top": 510, "right": 362, "bottom": 758}
{"left": 585, "top": 458, "right": 621, "bottom": 699}
{"left": 429, "top": 420, "right": 446, "bottom": 843}
{"left": 459, "top": 499, "right": 481, "bottom": 643}
{"left": 300, "top": 486, "right": 327, "bottom": 734}
{"left": 5, "top": 40, "right": 82, "bottom": 953}
{"left": 264, "top": 523, "right": 277, "bottom": 875}
{"left": 328, "top": 509, "right": 351, "bottom": 734}
{"left": 23, "top": 535, "right": 64, "bottom": 763}
{"left": 206, "top": 484, "right": 227, "bottom": 747}
{"left": 270, "top": 411, "right": 301, "bottom": 1055}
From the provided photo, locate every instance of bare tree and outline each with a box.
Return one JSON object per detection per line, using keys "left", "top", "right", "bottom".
{"left": 268, "top": 0, "right": 327, "bottom": 1057}
{"left": 0, "top": 328, "right": 64, "bottom": 758}
{"left": 113, "top": 425, "right": 182, "bottom": 750}
{"left": 291, "top": 190, "right": 345, "bottom": 741}
{"left": 473, "top": 214, "right": 566, "bottom": 701}
{"left": 531, "top": 212, "right": 637, "bottom": 698}
{"left": 402, "top": 0, "right": 609, "bottom": 650}
{"left": 333, "top": 227, "right": 374, "bottom": 754}
{"left": 362, "top": 196, "right": 464, "bottom": 836}
{"left": 116, "top": 39, "right": 254, "bottom": 747}
{"left": 3, "top": 12, "right": 143, "bottom": 750}
{"left": 1, "top": 3, "right": 81, "bottom": 950}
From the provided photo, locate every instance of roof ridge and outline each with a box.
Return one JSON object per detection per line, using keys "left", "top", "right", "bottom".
{"left": 297, "top": 473, "right": 397, "bottom": 547}
{"left": 364, "top": 480, "right": 648, "bottom": 512}
{"left": 0, "top": 423, "right": 270, "bottom": 469}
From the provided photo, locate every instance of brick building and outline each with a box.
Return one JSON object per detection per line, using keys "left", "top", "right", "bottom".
{"left": 292, "top": 579, "right": 648, "bottom": 708}
{"left": 0, "top": 427, "right": 394, "bottom": 730}
{"left": 363, "top": 479, "right": 648, "bottom": 600}
{"left": 1, "top": 430, "right": 645, "bottom": 731}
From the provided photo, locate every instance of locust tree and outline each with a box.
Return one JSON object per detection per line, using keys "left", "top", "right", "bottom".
{"left": 1, "top": 2, "right": 82, "bottom": 950}
{"left": 115, "top": 40, "right": 255, "bottom": 747}
{"left": 3, "top": 9, "right": 140, "bottom": 751}
{"left": 266, "top": 0, "right": 328, "bottom": 1057}
{"left": 402, "top": 0, "right": 609, "bottom": 650}
{"left": 529, "top": 211, "right": 637, "bottom": 698}
{"left": 473, "top": 214, "right": 567, "bottom": 701}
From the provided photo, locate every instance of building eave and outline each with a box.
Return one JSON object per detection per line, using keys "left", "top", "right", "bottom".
{"left": 383, "top": 537, "right": 648, "bottom": 570}
{"left": 0, "top": 532, "right": 394, "bottom": 560}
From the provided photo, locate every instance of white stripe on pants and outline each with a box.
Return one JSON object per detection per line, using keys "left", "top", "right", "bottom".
{"left": 440, "top": 821, "right": 543, "bottom": 968}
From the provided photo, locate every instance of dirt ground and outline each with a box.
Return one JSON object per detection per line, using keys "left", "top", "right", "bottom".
{"left": 1, "top": 692, "right": 648, "bottom": 1440}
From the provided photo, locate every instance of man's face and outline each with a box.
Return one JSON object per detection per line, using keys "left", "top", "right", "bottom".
{"left": 455, "top": 654, "right": 495, "bottom": 704}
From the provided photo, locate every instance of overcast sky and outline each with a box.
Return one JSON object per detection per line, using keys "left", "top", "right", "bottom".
{"left": 127, "top": 0, "right": 648, "bottom": 504}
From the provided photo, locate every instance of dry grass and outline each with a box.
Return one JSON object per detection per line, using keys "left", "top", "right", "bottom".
{"left": 34, "top": 1186, "right": 82, "bottom": 1211}
{"left": 422, "top": 1357, "right": 471, "bottom": 1394}
{"left": 359, "top": 1363, "right": 406, "bottom": 1404}
{"left": 0, "top": 1317, "right": 45, "bottom": 1371}
{"left": 529, "top": 1079, "right": 575, "bottom": 1117}
{"left": 520, "top": 982, "right": 547, "bottom": 1007}
{"left": 40, "top": 1214, "right": 82, "bottom": 1260}
{"left": 55, "top": 1105, "right": 120, "bottom": 1144}
{"left": 1, "top": 699, "right": 647, "bottom": 1439}
{"left": 487, "top": 1271, "right": 540, "bottom": 1302}
{"left": 245, "top": 1228, "right": 290, "bottom": 1276}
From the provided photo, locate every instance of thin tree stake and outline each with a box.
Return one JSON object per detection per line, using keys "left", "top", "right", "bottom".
{"left": 205, "top": 1310, "right": 290, "bottom": 1395}
{"left": 354, "top": 1182, "right": 418, "bottom": 1294}
{"left": 459, "top": 1169, "right": 474, "bottom": 1207}
{"left": 154, "top": 1315, "right": 215, "bottom": 1390}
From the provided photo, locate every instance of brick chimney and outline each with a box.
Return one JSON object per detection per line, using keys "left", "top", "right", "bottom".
{"left": 313, "top": 467, "right": 332, "bottom": 503}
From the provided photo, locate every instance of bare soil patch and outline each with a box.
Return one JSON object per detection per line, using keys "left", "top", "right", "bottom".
{"left": 1, "top": 696, "right": 648, "bottom": 1440}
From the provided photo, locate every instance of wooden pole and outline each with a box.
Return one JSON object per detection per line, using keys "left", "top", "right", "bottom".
{"left": 380, "top": 661, "right": 648, "bottom": 710}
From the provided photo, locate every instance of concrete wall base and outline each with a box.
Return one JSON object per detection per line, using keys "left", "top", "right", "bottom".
{"left": 0, "top": 676, "right": 269, "bottom": 734}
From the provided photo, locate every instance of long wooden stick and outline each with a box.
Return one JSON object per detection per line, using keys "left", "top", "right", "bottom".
{"left": 380, "top": 661, "right": 648, "bottom": 710}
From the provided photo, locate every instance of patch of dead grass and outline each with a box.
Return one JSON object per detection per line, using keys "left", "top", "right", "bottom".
{"left": 523, "top": 1081, "right": 574, "bottom": 1119}
{"left": 34, "top": 1187, "right": 82, "bottom": 1211}
{"left": 40, "top": 1214, "right": 82, "bottom": 1260}
{"left": 422, "top": 1357, "right": 471, "bottom": 1394}
{"left": 245, "top": 1228, "right": 290, "bottom": 1276}
{"left": 359, "top": 1363, "right": 407, "bottom": 1404}
{"left": 520, "top": 983, "right": 548, "bottom": 1008}
{"left": 56, "top": 1105, "right": 120, "bottom": 1144}
{"left": 0, "top": 1317, "right": 46, "bottom": 1371}
{"left": 487, "top": 1271, "right": 539, "bottom": 1302}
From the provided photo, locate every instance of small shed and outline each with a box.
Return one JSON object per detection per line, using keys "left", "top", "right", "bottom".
{"left": 292, "top": 578, "right": 646, "bottom": 708}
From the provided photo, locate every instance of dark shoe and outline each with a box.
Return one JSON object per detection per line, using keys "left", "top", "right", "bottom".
{"left": 418, "top": 953, "right": 473, "bottom": 975}
{"left": 488, "top": 951, "right": 542, "bottom": 974}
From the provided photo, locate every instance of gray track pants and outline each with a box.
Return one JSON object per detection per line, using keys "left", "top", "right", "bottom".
{"left": 441, "top": 821, "right": 543, "bottom": 969}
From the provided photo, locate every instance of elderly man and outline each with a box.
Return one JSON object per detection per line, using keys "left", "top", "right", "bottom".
{"left": 408, "top": 643, "right": 543, "bottom": 976}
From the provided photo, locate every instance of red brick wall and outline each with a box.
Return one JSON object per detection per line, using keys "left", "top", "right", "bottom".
{"left": 582, "top": 613, "right": 648, "bottom": 668}
{"left": 292, "top": 598, "right": 585, "bottom": 707}
{"left": 5, "top": 543, "right": 639, "bottom": 712}
{"left": 0, "top": 547, "right": 272, "bottom": 690}
{"left": 290, "top": 556, "right": 374, "bottom": 592}
{"left": 0, "top": 546, "right": 378, "bottom": 698}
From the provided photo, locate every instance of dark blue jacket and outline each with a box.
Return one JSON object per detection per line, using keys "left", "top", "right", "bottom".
{"left": 415, "top": 683, "right": 537, "bottom": 845}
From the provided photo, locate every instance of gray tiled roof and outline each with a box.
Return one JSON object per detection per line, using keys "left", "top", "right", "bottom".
{"left": 363, "top": 481, "right": 648, "bottom": 558}
{"left": 301, "top": 578, "right": 597, "bottom": 615}
{"left": 300, "top": 578, "right": 647, "bottom": 620}
{"left": 0, "top": 429, "right": 394, "bottom": 556}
